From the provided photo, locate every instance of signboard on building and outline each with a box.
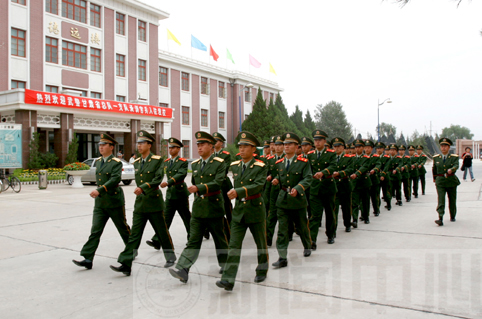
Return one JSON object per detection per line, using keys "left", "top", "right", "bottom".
{"left": 0, "top": 124, "right": 22, "bottom": 168}
{"left": 24, "top": 89, "right": 173, "bottom": 119}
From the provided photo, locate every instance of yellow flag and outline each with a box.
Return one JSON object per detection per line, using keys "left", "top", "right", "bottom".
{"left": 167, "top": 29, "right": 181, "bottom": 46}
{"left": 269, "top": 63, "right": 277, "bottom": 75}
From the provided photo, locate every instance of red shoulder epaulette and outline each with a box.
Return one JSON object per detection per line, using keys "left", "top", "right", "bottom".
{"left": 164, "top": 158, "right": 170, "bottom": 162}
{"left": 179, "top": 157, "right": 187, "bottom": 162}
{"left": 415, "top": 155, "right": 419, "bottom": 157}
{"left": 253, "top": 153, "right": 258, "bottom": 157}
{"left": 267, "top": 155, "right": 274, "bottom": 160}
{"left": 255, "top": 159, "right": 263, "bottom": 163}
{"left": 260, "top": 155, "right": 265, "bottom": 158}
{"left": 222, "top": 150, "right": 230, "bottom": 155}
{"left": 343, "top": 154, "right": 350, "bottom": 157}
{"left": 297, "top": 157, "right": 308, "bottom": 162}
{"left": 384, "top": 155, "right": 390, "bottom": 157}
{"left": 363, "top": 155, "right": 370, "bottom": 158}
{"left": 423, "top": 155, "right": 427, "bottom": 157}
{"left": 326, "top": 149, "right": 334, "bottom": 153}
{"left": 397, "top": 156, "right": 402, "bottom": 158}
{"left": 405, "top": 155, "right": 410, "bottom": 158}
{"left": 308, "top": 150, "right": 315, "bottom": 154}
{"left": 373, "top": 154, "right": 380, "bottom": 157}
{"left": 275, "top": 158, "right": 284, "bottom": 164}
{"left": 236, "top": 152, "right": 240, "bottom": 156}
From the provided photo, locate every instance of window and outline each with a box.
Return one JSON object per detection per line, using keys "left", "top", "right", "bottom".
{"left": 62, "top": 0, "right": 87, "bottom": 23}
{"left": 219, "top": 112, "right": 225, "bottom": 129}
{"left": 182, "top": 106, "right": 189, "bottom": 125}
{"left": 138, "top": 59, "right": 146, "bottom": 81}
{"left": 218, "top": 81, "right": 225, "bottom": 98}
{"left": 138, "top": 21, "right": 146, "bottom": 42}
{"left": 181, "top": 72, "right": 189, "bottom": 91}
{"left": 90, "top": 4, "right": 101, "bottom": 27}
{"left": 116, "top": 13, "right": 125, "bottom": 35}
{"left": 11, "top": 28, "right": 26, "bottom": 57}
{"left": 90, "top": 48, "right": 101, "bottom": 72}
{"left": 11, "top": 0, "right": 26, "bottom": 5}
{"left": 201, "top": 109, "right": 208, "bottom": 127}
{"left": 91, "top": 92, "right": 101, "bottom": 99}
{"left": 62, "top": 41, "right": 87, "bottom": 69}
{"left": 244, "top": 87, "right": 251, "bottom": 102}
{"left": 116, "top": 54, "right": 125, "bottom": 77}
{"left": 201, "top": 77, "right": 209, "bottom": 95}
{"left": 46, "top": 0, "right": 58, "bottom": 14}
{"left": 159, "top": 67, "right": 168, "bottom": 87}
{"left": 159, "top": 103, "right": 169, "bottom": 108}
{"left": 46, "top": 85, "right": 59, "bottom": 93}
{"left": 11, "top": 80, "right": 26, "bottom": 89}
{"left": 45, "top": 37, "right": 58, "bottom": 63}
{"left": 182, "top": 140, "right": 190, "bottom": 158}
{"left": 116, "top": 95, "right": 125, "bottom": 102}
{"left": 63, "top": 87, "right": 87, "bottom": 96}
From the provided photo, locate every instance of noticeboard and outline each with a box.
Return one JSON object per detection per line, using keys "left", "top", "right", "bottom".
{"left": 0, "top": 124, "right": 22, "bottom": 168}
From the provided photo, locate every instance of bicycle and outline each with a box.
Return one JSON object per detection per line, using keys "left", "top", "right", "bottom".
{"left": 0, "top": 170, "right": 21, "bottom": 193}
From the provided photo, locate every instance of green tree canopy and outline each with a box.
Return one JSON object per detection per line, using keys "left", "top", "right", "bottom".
{"left": 304, "top": 110, "right": 316, "bottom": 133}
{"left": 441, "top": 124, "right": 474, "bottom": 141}
{"left": 377, "top": 122, "right": 397, "bottom": 138}
{"left": 314, "top": 101, "right": 353, "bottom": 141}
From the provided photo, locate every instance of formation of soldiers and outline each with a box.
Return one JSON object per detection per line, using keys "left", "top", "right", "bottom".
{"left": 72, "top": 129, "right": 459, "bottom": 291}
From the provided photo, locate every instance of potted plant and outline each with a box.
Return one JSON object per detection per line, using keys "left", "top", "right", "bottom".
{"left": 64, "top": 162, "right": 90, "bottom": 188}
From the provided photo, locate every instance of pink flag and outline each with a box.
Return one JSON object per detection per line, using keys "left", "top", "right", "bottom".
{"left": 249, "top": 54, "right": 261, "bottom": 68}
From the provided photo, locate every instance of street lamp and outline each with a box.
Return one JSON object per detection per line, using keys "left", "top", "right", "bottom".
{"left": 239, "top": 82, "right": 253, "bottom": 131}
{"left": 377, "top": 98, "right": 392, "bottom": 142}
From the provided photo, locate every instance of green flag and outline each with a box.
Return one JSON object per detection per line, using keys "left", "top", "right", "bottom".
{"left": 227, "top": 49, "right": 235, "bottom": 64}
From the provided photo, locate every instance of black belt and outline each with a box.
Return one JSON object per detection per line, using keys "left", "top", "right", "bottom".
{"left": 240, "top": 193, "right": 262, "bottom": 202}
{"left": 199, "top": 190, "right": 221, "bottom": 199}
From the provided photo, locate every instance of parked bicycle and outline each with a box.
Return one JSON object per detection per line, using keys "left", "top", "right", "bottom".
{"left": 0, "top": 170, "right": 21, "bottom": 193}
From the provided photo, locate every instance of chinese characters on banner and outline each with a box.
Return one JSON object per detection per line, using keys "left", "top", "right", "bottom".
{"left": 24, "top": 89, "right": 173, "bottom": 119}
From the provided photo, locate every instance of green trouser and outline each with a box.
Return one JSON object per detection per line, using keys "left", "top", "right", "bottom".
{"left": 266, "top": 185, "right": 280, "bottom": 242}
{"left": 369, "top": 184, "right": 381, "bottom": 214}
{"left": 391, "top": 178, "right": 402, "bottom": 201}
{"left": 221, "top": 219, "right": 269, "bottom": 286}
{"left": 80, "top": 206, "right": 130, "bottom": 261}
{"left": 401, "top": 177, "right": 410, "bottom": 200}
{"left": 176, "top": 217, "right": 228, "bottom": 271}
{"left": 381, "top": 179, "right": 392, "bottom": 204}
{"left": 263, "top": 182, "right": 271, "bottom": 218}
{"left": 411, "top": 176, "right": 419, "bottom": 197}
{"left": 309, "top": 191, "right": 336, "bottom": 242}
{"left": 352, "top": 188, "right": 370, "bottom": 221}
{"left": 436, "top": 185, "right": 457, "bottom": 219}
{"left": 276, "top": 207, "right": 311, "bottom": 259}
{"left": 419, "top": 173, "right": 426, "bottom": 194}
{"left": 152, "top": 197, "right": 191, "bottom": 242}
{"left": 118, "top": 211, "right": 175, "bottom": 267}
{"left": 334, "top": 191, "right": 352, "bottom": 230}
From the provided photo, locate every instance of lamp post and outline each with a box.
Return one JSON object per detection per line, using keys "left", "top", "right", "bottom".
{"left": 377, "top": 98, "right": 392, "bottom": 142}
{"left": 238, "top": 82, "right": 253, "bottom": 131}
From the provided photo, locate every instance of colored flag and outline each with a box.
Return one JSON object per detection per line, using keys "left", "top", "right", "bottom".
{"left": 167, "top": 29, "right": 181, "bottom": 46}
{"left": 210, "top": 45, "right": 219, "bottom": 61}
{"left": 191, "top": 35, "right": 207, "bottom": 51}
{"left": 227, "top": 49, "right": 235, "bottom": 64}
{"left": 249, "top": 54, "right": 261, "bottom": 68}
{"left": 269, "top": 63, "right": 277, "bottom": 75}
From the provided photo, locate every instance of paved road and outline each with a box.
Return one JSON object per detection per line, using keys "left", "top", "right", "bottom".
{"left": 1, "top": 161, "right": 481, "bottom": 318}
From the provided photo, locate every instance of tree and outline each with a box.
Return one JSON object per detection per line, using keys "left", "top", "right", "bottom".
{"left": 28, "top": 132, "right": 43, "bottom": 169}
{"left": 441, "top": 124, "right": 474, "bottom": 141}
{"left": 241, "top": 87, "right": 269, "bottom": 141}
{"left": 377, "top": 122, "right": 397, "bottom": 138}
{"left": 65, "top": 133, "right": 79, "bottom": 165}
{"left": 304, "top": 110, "right": 316, "bottom": 132}
{"left": 273, "top": 94, "right": 305, "bottom": 138}
{"left": 314, "top": 101, "right": 353, "bottom": 141}
{"left": 290, "top": 105, "right": 311, "bottom": 137}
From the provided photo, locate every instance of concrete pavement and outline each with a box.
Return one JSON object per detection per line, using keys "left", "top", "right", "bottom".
{"left": 1, "top": 161, "right": 482, "bottom": 319}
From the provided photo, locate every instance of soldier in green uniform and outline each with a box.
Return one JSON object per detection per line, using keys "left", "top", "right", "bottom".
{"left": 73, "top": 133, "right": 131, "bottom": 270}
{"left": 398, "top": 145, "right": 411, "bottom": 202}
{"left": 388, "top": 144, "right": 403, "bottom": 206}
{"left": 169, "top": 132, "right": 229, "bottom": 283}
{"left": 262, "top": 140, "right": 272, "bottom": 217}
{"left": 350, "top": 139, "right": 372, "bottom": 226}
{"left": 332, "top": 137, "right": 355, "bottom": 233}
{"left": 377, "top": 142, "right": 392, "bottom": 211}
{"left": 307, "top": 130, "right": 337, "bottom": 247}
{"left": 301, "top": 137, "right": 314, "bottom": 219}
{"left": 417, "top": 145, "right": 428, "bottom": 195}
{"left": 213, "top": 132, "right": 232, "bottom": 242}
{"left": 365, "top": 140, "right": 382, "bottom": 217}
{"left": 216, "top": 132, "right": 269, "bottom": 291}
{"left": 266, "top": 135, "right": 285, "bottom": 247}
{"left": 146, "top": 138, "right": 191, "bottom": 250}
{"left": 408, "top": 145, "right": 420, "bottom": 198}
{"left": 432, "top": 138, "right": 460, "bottom": 226}
{"left": 271, "top": 133, "right": 313, "bottom": 268}
{"left": 110, "top": 131, "right": 176, "bottom": 276}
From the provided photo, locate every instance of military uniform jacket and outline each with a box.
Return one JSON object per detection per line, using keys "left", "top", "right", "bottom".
{"left": 191, "top": 154, "right": 227, "bottom": 218}
{"left": 387, "top": 156, "right": 402, "bottom": 181}
{"left": 367, "top": 154, "right": 382, "bottom": 186}
{"left": 418, "top": 153, "right": 428, "bottom": 174}
{"left": 274, "top": 155, "right": 313, "bottom": 209}
{"left": 94, "top": 154, "right": 125, "bottom": 208}
{"left": 231, "top": 159, "right": 268, "bottom": 223}
{"left": 267, "top": 154, "right": 284, "bottom": 178}
{"left": 409, "top": 155, "right": 420, "bottom": 178}
{"left": 307, "top": 148, "right": 337, "bottom": 195}
{"left": 379, "top": 155, "right": 392, "bottom": 180}
{"left": 133, "top": 153, "right": 164, "bottom": 213}
{"left": 400, "top": 155, "right": 411, "bottom": 179}
{"left": 352, "top": 154, "right": 372, "bottom": 190}
{"left": 164, "top": 156, "right": 190, "bottom": 200}
{"left": 432, "top": 154, "right": 461, "bottom": 187}
{"left": 333, "top": 152, "right": 355, "bottom": 193}
{"left": 215, "top": 149, "right": 233, "bottom": 192}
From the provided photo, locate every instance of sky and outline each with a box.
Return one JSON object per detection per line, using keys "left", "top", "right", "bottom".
{"left": 140, "top": 0, "right": 482, "bottom": 140}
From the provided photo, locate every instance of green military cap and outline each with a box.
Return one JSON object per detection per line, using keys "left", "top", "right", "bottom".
{"left": 385, "top": 145, "right": 390, "bottom": 150}
{"left": 99, "top": 133, "right": 117, "bottom": 145}
{"left": 212, "top": 132, "right": 226, "bottom": 142}
{"left": 195, "top": 131, "right": 216, "bottom": 144}
{"left": 390, "top": 144, "right": 399, "bottom": 151}
{"left": 168, "top": 137, "right": 183, "bottom": 148}
{"left": 408, "top": 145, "right": 416, "bottom": 150}
{"left": 283, "top": 132, "right": 301, "bottom": 144}
{"left": 354, "top": 139, "right": 365, "bottom": 147}
{"left": 376, "top": 142, "right": 386, "bottom": 149}
{"left": 301, "top": 136, "right": 314, "bottom": 146}
{"left": 349, "top": 143, "right": 355, "bottom": 149}
{"left": 439, "top": 137, "right": 453, "bottom": 146}
{"left": 263, "top": 140, "right": 270, "bottom": 148}
{"left": 332, "top": 137, "right": 345, "bottom": 147}
{"left": 417, "top": 145, "right": 424, "bottom": 150}
{"left": 236, "top": 131, "right": 260, "bottom": 147}
{"left": 274, "top": 135, "right": 284, "bottom": 145}
{"left": 399, "top": 145, "right": 407, "bottom": 150}
{"left": 312, "top": 129, "right": 328, "bottom": 139}
{"left": 270, "top": 136, "right": 276, "bottom": 143}
{"left": 365, "top": 140, "right": 375, "bottom": 147}
{"left": 137, "top": 130, "right": 155, "bottom": 144}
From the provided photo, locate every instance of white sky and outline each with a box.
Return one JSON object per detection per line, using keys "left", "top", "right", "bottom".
{"left": 140, "top": 0, "right": 482, "bottom": 140}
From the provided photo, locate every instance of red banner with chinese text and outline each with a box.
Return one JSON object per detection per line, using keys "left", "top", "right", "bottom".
{"left": 24, "top": 89, "right": 172, "bottom": 119}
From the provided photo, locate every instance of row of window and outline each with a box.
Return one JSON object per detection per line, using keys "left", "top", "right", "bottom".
{"left": 180, "top": 106, "right": 225, "bottom": 129}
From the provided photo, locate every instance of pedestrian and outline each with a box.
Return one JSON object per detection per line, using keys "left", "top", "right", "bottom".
{"left": 266, "top": 135, "right": 285, "bottom": 247}
{"left": 398, "top": 145, "right": 411, "bottom": 202}
{"left": 365, "top": 140, "right": 382, "bottom": 217}
{"left": 388, "top": 144, "right": 403, "bottom": 206}
{"left": 408, "top": 145, "right": 420, "bottom": 198}
{"left": 117, "top": 149, "right": 123, "bottom": 159}
{"left": 416, "top": 145, "right": 428, "bottom": 195}
{"left": 462, "top": 147, "right": 475, "bottom": 182}
{"left": 129, "top": 153, "right": 136, "bottom": 164}
{"left": 377, "top": 142, "right": 392, "bottom": 211}
{"left": 350, "top": 139, "right": 372, "bottom": 226}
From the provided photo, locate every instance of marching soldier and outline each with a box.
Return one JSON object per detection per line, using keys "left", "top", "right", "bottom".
{"left": 307, "top": 130, "right": 337, "bottom": 246}
{"left": 350, "top": 139, "right": 372, "bottom": 226}
{"left": 111, "top": 131, "right": 176, "bottom": 276}
{"left": 216, "top": 132, "right": 269, "bottom": 291}
{"left": 301, "top": 137, "right": 314, "bottom": 219}
{"left": 398, "top": 145, "right": 411, "bottom": 202}
{"left": 271, "top": 133, "right": 313, "bottom": 268}
{"left": 213, "top": 132, "right": 232, "bottom": 242}
{"left": 417, "top": 145, "right": 428, "bottom": 195}
{"left": 169, "top": 132, "right": 229, "bottom": 283}
{"left": 266, "top": 135, "right": 285, "bottom": 247}
{"left": 432, "top": 138, "right": 460, "bottom": 226}
{"left": 73, "top": 133, "right": 131, "bottom": 270}
{"left": 365, "top": 140, "right": 382, "bottom": 217}
{"left": 146, "top": 138, "right": 191, "bottom": 249}
{"left": 408, "top": 145, "right": 420, "bottom": 198}
{"left": 262, "top": 140, "right": 272, "bottom": 216}
{"left": 388, "top": 144, "right": 403, "bottom": 206}
{"left": 377, "top": 142, "right": 392, "bottom": 211}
